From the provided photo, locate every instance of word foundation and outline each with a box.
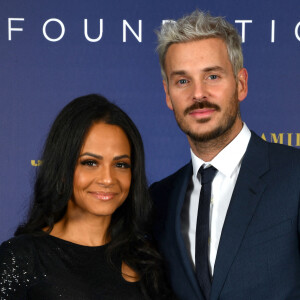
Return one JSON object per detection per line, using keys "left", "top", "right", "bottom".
{"left": 8, "top": 18, "right": 300, "bottom": 43}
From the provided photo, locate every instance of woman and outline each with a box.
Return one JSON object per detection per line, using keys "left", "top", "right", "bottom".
{"left": 0, "top": 94, "right": 171, "bottom": 299}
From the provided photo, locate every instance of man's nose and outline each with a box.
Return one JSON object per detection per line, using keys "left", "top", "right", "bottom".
{"left": 192, "top": 81, "right": 207, "bottom": 102}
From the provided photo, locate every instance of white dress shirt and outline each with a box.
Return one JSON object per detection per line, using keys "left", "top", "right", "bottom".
{"left": 180, "top": 123, "right": 251, "bottom": 275}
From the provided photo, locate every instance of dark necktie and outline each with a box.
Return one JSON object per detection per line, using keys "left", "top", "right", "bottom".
{"left": 195, "top": 165, "right": 217, "bottom": 300}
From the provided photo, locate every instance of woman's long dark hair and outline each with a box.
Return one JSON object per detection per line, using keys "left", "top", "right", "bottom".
{"left": 15, "top": 94, "right": 170, "bottom": 299}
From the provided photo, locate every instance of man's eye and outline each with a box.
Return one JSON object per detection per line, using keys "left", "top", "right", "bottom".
{"left": 178, "top": 79, "right": 188, "bottom": 85}
{"left": 208, "top": 75, "right": 218, "bottom": 80}
{"left": 116, "top": 162, "right": 131, "bottom": 169}
{"left": 81, "top": 160, "right": 97, "bottom": 167}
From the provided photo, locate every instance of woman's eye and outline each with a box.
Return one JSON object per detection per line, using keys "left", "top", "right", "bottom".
{"left": 81, "top": 160, "right": 97, "bottom": 167}
{"left": 116, "top": 162, "right": 131, "bottom": 169}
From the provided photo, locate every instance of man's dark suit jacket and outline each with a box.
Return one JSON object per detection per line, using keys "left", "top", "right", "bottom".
{"left": 150, "top": 132, "right": 300, "bottom": 300}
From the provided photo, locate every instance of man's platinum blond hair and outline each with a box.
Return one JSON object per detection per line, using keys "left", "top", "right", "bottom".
{"left": 156, "top": 10, "right": 243, "bottom": 82}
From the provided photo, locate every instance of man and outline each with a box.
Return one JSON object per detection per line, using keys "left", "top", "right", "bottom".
{"left": 150, "top": 10, "right": 300, "bottom": 300}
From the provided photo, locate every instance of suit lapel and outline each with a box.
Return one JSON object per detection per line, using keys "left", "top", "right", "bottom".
{"left": 210, "top": 132, "right": 270, "bottom": 300}
{"left": 169, "top": 162, "right": 204, "bottom": 299}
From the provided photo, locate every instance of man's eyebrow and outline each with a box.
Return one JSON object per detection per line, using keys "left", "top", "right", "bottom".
{"left": 169, "top": 70, "right": 188, "bottom": 78}
{"left": 202, "top": 66, "right": 226, "bottom": 73}
{"left": 79, "top": 153, "right": 131, "bottom": 160}
{"left": 169, "top": 66, "right": 226, "bottom": 78}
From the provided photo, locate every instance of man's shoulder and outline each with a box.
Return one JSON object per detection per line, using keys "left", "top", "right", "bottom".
{"left": 267, "top": 139, "right": 300, "bottom": 156}
{"left": 247, "top": 132, "right": 300, "bottom": 181}
{"left": 251, "top": 131, "right": 300, "bottom": 162}
{"left": 149, "top": 163, "right": 192, "bottom": 229}
{"left": 150, "top": 162, "right": 191, "bottom": 193}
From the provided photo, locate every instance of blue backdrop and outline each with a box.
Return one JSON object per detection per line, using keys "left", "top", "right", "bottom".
{"left": 1, "top": 0, "right": 299, "bottom": 242}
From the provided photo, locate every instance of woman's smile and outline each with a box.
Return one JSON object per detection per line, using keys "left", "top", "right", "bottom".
{"left": 69, "top": 122, "right": 131, "bottom": 221}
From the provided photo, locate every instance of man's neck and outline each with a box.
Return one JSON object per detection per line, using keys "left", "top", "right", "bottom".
{"left": 189, "top": 122, "right": 243, "bottom": 162}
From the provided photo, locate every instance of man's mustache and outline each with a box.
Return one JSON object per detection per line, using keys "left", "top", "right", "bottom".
{"left": 184, "top": 101, "right": 221, "bottom": 116}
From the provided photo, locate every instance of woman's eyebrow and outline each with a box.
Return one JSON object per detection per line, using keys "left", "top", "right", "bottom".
{"left": 79, "top": 153, "right": 131, "bottom": 160}
{"left": 79, "top": 152, "right": 102, "bottom": 159}
{"left": 113, "top": 155, "right": 131, "bottom": 161}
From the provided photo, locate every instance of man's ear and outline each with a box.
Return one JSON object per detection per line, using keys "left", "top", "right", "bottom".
{"left": 237, "top": 68, "right": 248, "bottom": 102}
{"left": 163, "top": 80, "right": 174, "bottom": 111}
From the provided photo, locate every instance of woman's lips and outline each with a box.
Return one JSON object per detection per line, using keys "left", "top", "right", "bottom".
{"left": 88, "top": 192, "right": 116, "bottom": 201}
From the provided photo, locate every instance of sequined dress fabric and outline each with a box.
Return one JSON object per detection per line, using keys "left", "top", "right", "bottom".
{"left": 0, "top": 234, "right": 143, "bottom": 299}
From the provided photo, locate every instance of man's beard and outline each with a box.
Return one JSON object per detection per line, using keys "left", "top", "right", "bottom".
{"left": 173, "top": 90, "right": 240, "bottom": 143}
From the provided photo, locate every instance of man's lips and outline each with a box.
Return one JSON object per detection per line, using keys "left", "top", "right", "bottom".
{"left": 188, "top": 108, "right": 216, "bottom": 118}
{"left": 184, "top": 101, "right": 220, "bottom": 117}
{"left": 88, "top": 192, "right": 117, "bottom": 201}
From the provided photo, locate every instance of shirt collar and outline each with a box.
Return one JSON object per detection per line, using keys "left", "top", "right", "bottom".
{"left": 191, "top": 123, "right": 251, "bottom": 178}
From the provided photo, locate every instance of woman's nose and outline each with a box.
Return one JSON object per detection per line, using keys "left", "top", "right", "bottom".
{"left": 96, "top": 166, "right": 113, "bottom": 186}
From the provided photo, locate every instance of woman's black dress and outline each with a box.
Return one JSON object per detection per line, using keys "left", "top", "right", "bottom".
{"left": 0, "top": 234, "right": 144, "bottom": 299}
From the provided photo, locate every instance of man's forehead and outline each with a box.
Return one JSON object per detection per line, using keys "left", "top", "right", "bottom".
{"left": 164, "top": 38, "right": 230, "bottom": 72}
{"left": 166, "top": 37, "right": 226, "bottom": 56}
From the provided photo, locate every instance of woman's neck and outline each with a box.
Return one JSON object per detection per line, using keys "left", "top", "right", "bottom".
{"left": 49, "top": 206, "right": 111, "bottom": 247}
